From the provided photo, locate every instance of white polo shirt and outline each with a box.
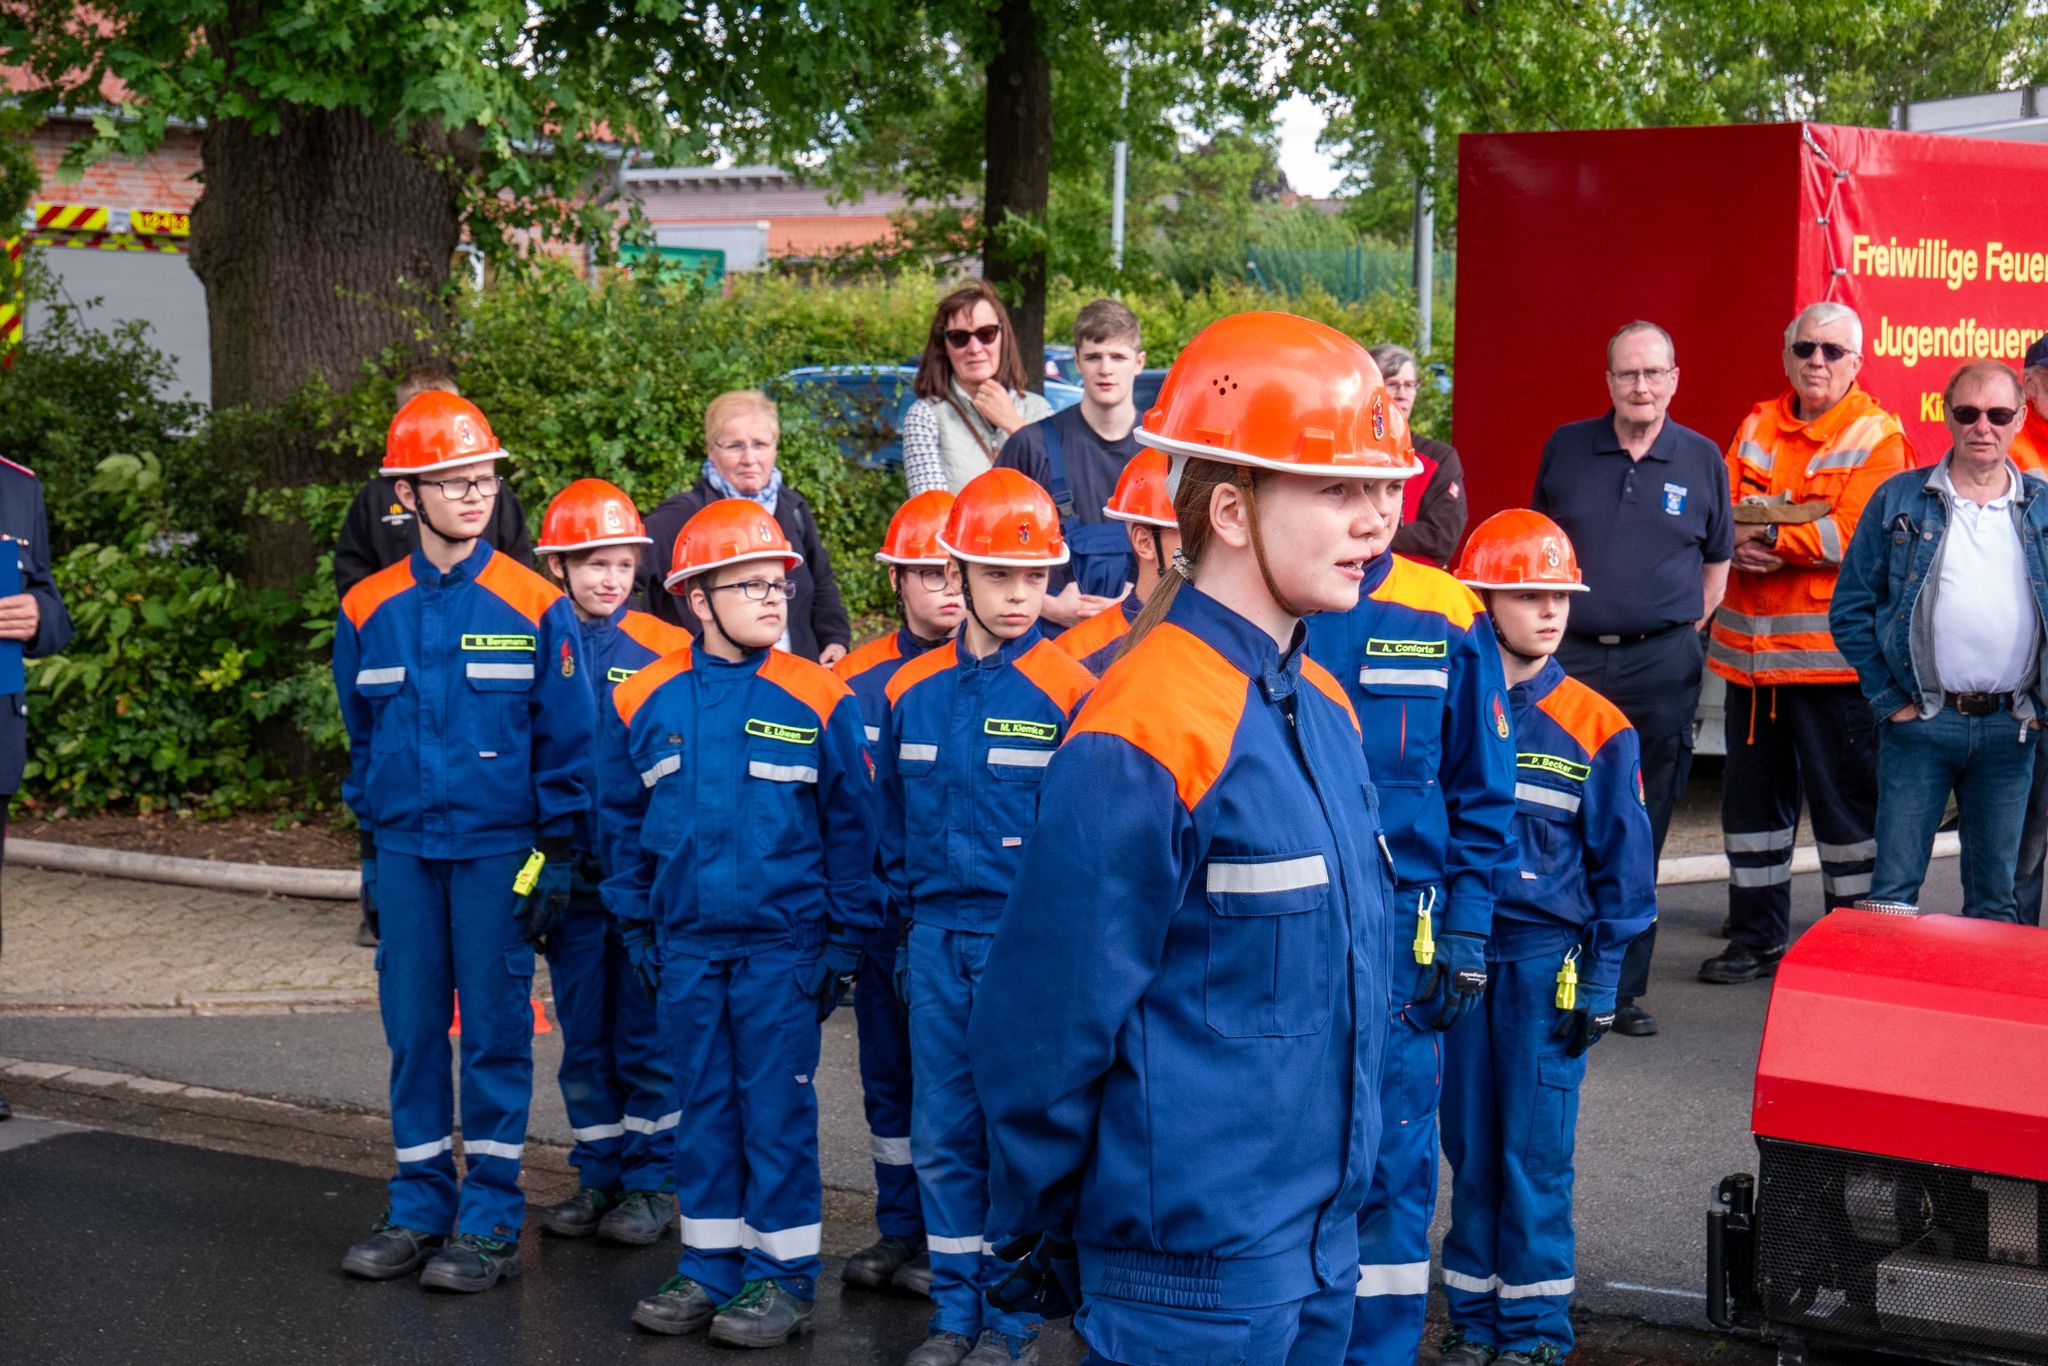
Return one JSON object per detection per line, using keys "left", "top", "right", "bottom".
{"left": 1932, "top": 460, "right": 2037, "bottom": 694}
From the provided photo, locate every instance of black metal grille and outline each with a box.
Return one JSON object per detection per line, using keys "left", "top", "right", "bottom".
{"left": 1757, "top": 1138, "right": 2048, "bottom": 1362}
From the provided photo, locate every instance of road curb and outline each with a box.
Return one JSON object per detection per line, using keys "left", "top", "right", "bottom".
{"left": 8, "top": 837, "right": 357, "bottom": 901}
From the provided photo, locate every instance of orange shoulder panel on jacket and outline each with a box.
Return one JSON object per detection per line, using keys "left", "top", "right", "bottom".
{"left": 1052, "top": 605, "right": 1129, "bottom": 663}
{"left": 1300, "top": 657, "right": 1362, "bottom": 736}
{"left": 1015, "top": 639, "right": 1097, "bottom": 713}
{"left": 886, "top": 640, "right": 959, "bottom": 708}
{"left": 613, "top": 646, "right": 694, "bottom": 728}
{"left": 758, "top": 648, "right": 856, "bottom": 727}
{"left": 1070, "top": 622, "right": 1247, "bottom": 811}
{"left": 617, "top": 610, "right": 695, "bottom": 657}
{"left": 342, "top": 558, "right": 416, "bottom": 631}
{"left": 1375, "top": 557, "right": 1482, "bottom": 630}
{"left": 1536, "top": 675, "right": 1634, "bottom": 758}
{"left": 834, "top": 632, "right": 905, "bottom": 685}
{"left": 476, "top": 552, "right": 565, "bottom": 626}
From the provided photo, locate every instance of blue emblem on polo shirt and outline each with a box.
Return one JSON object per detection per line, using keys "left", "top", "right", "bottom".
{"left": 1662, "top": 482, "right": 1687, "bottom": 516}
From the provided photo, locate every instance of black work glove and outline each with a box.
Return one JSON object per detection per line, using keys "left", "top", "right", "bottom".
{"left": 1428, "top": 932, "right": 1489, "bottom": 1031}
{"left": 512, "top": 836, "right": 575, "bottom": 954}
{"left": 986, "top": 1232, "right": 1081, "bottom": 1320}
{"left": 357, "top": 829, "right": 380, "bottom": 937}
{"left": 1553, "top": 984, "right": 1617, "bottom": 1058}
{"left": 621, "top": 922, "right": 660, "bottom": 1001}
{"left": 810, "top": 924, "right": 864, "bottom": 1023}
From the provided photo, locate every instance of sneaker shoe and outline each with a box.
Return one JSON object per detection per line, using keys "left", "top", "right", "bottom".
{"left": 1613, "top": 1001, "right": 1659, "bottom": 1036}
{"left": 1436, "top": 1328, "right": 1498, "bottom": 1366}
{"left": 631, "top": 1273, "right": 719, "bottom": 1335}
{"left": 707, "top": 1279, "right": 815, "bottom": 1348}
{"left": 419, "top": 1232, "right": 521, "bottom": 1292}
{"left": 597, "top": 1189, "right": 676, "bottom": 1246}
{"left": 1697, "top": 942, "right": 1787, "bottom": 984}
{"left": 537, "top": 1187, "right": 618, "bottom": 1238}
{"left": 843, "top": 1234, "right": 925, "bottom": 1291}
{"left": 1495, "top": 1346, "right": 1566, "bottom": 1366}
{"left": 963, "top": 1328, "right": 1040, "bottom": 1363}
{"left": 903, "top": 1330, "right": 977, "bottom": 1366}
{"left": 340, "top": 1214, "right": 446, "bottom": 1280}
{"left": 890, "top": 1248, "right": 936, "bottom": 1298}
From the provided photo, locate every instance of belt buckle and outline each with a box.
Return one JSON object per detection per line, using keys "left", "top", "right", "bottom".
{"left": 1957, "top": 692, "right": 1998, "bottom": 716}
{"left": 1596, "top": 634, "right": 1622, "bottom": 646}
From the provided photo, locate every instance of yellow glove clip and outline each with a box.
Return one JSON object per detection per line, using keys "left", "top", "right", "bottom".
{"left": 1555, "top": 947, "right": 1581, "bottom": 1011}
{"left": 1412, "top": 887, "right": 1439, "bottom": 966}
{"left": 513, "top": 848, "right": 548, "bottom": 898}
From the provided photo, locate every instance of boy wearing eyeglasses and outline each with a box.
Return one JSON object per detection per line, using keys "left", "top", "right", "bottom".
{"left": 598, "top": 498, "right": 881, "bottom": 1349}
{"left": 334, "top": 393, "right": 594, "bottom": 1293}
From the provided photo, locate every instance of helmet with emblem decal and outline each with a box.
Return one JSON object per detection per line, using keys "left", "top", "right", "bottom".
{"left": 1454, "top": 509, "right": 1590, "bottom": 593}
{"left": 1102, "top": 450, "right": 1176, "bottom": 528}
{"left": 381, "top": 391, "right": 508, "bottom": 476}
{"left": 876, "top": 490, "right": 957, "bottom": 566}
{"left": 938, "top": 468, "right": 1069, "bottom": 567}
{"left": 666, "top": 498, "right": 802, "bottom": 590}
{"left": 536, "top": 478, "right": 652, "bottom": 555}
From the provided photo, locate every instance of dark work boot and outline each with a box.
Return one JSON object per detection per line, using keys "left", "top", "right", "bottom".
{"left": 1613, "top": 999, "right": 1659, "bottom": 1036}
{"left": 631, "top": 1273, "right": 719, "bottom": 1335}
{"left": 842, "top": 1234, "right": 924, "bottom": 1291}
{"left": 1697, "top": 942, "right": 1786, "bottom": 984}
{"left": 1436, "top": 1327, "right": 1499, "bottom": 1365}
{"left": 708, "top": 1279, "right": 816, "bottom": 1348}
{"left": 963, "top": 1328, "right": 1040, "bottom": 1363}
{"left": 903, "top": 1331, "right": 976, "bottom": 1366}
{"left": 355, "top": 915, "right": 380, "bottom": 948}
{"left": 419, "top": 1232, "right": 521, "bottom": 1292}
{"left": 537, "top": 1187, "right": 618, "bottom": 1238}
{"left": 340, "top": 1214, "right": 445, "bottom": 1280}
{"left": 890, "top": 1247, "right": 935, "bottom": 1297}
{"left": 1495, "top": 1346, "right": 1566, "bottom": 1366}
{"left": 597, "top": 1189, "right": 676, "bottom": 1246}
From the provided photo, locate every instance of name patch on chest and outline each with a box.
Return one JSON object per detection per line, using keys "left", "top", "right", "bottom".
{"left": 1519, "top": 751, "right": 1591, "bottom": 782}
{"left": 745, "top": 719, "right": 818, "bottom": 745}
{"left": 1366, "top": 638, "right": 1448, "bottom": 659}
{"left": 462, "top": 634, "right": 536, "bottom": 652}
{"left": 984, "top": 718, "right": 1058, "bottom": 742}
{"left": 607, "top": 666, "right": 638, "bottom": 684}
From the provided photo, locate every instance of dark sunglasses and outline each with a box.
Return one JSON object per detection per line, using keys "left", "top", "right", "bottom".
{"left": 944, "top": 324, "right": 1003, "bottom": 349}
{"left": 1950, "top": 404, "right": 2020, "bottom": 427}
{"left": 1789, "top": 340, "right": 1855, "bottom": 363}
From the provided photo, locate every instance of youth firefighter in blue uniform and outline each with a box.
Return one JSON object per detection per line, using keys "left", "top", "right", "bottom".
{"left": 598, "top": 498, "right": 881, "bottom": 1348}
{"left": 334, "top": 392, "right": 594, "bottom": 1292}
{"left": 529, "top": 479, "right": 690, "bottom": 1246}
{"left": 878, "top": 468, "right": 1096, "bottom": 1366}
{"left": 971, "top": 312, "right": 1405, "bottom": 1366}
{"left": 1051, "top": 450, "right": 1181, "bottom": 676}
{"left": 1305, "top": 438, "right": 1519, "bottom": 1366}
{"left": 833, "top": 489, "right": 965, "bottom": 1299}
{"left": 1438, "top": 510, "right": 1657, "bottom": 1366}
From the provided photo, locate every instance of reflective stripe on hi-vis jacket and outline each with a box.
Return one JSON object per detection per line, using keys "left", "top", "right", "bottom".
{"left": 595, "top": 643, "right": 881, "bottom": 957}
{"left": 1494, "top": 657, "right": 1657, "bottom": 990}
{"left": 971, "top": 584, "right": 1391, "bottom": 1309}
{"left": 333, "top": 539, "right": 594, "bottom": 859}
{"left": 1709, "top": 386, "right": 1912, "bottom": 687}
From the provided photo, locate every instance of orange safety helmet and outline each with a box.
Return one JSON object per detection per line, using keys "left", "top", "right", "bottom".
{"left": 937, "top": 468, "right": 1069, "bottom": 567}
{"left": 1102, "top": 450, "right": 1176, "bottom": 529}
{"left": 1454, "top": 509, "right": 1590, "bottom": 593}
{"left": 1135, "top": 312, "right": 1422, "bottom": 480}
{"left": 876, "top": 490, "right": 957, "bottom": 566}
{"left": 536, "top": 478, "right": 652, "bottom": 555}
{"left": 664, "top": 498, "right": 803, "bottom": 591}
{"left": 382, "top": 391, "right": 508, "bottom": 477}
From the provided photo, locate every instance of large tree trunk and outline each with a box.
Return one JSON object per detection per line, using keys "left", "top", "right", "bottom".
{"left": 982, "top": 0, "right": 1051, "bottom": 393}
{"left": 188, "top": 104, "right": 468, "bottom": 589}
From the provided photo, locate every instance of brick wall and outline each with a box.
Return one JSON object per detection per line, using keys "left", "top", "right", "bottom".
{"left": 29, "top": 120, "right": 201, "bottom": 214}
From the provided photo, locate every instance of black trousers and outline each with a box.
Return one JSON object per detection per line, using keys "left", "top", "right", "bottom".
{"left": 1556, "top": 626, "right": 1704, "bottom": 999}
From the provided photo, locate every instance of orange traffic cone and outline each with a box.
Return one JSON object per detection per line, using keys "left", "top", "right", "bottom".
{"left": 448, "top": 993, "right": 551, "bottom": 1036}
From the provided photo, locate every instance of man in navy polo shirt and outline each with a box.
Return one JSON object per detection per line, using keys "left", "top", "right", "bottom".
{"left": 1532, "top": 321, "right": 1732, "bottom": 1037}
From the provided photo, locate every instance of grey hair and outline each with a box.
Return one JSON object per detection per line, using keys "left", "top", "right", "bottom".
{"left": 1606, "top": 320, "right": 1675, "bottom": 369}
{"left": 1784, "top": 302, "right": 1863, "bottom": 353}
{"left": 1368, "top": 343, "right": 1417, "bottom": 380}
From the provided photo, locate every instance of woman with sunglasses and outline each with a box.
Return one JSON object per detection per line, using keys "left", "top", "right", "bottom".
{"left": 903, "top": 281, "right": 1053, "bottom": 497}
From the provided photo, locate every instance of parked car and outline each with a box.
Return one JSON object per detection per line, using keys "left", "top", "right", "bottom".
{"left": 775, "top": 364, "right": 1083, "bottom": 470}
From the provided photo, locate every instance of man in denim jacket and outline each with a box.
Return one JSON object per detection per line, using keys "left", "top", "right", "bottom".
{"left": 1831, "top": 360, "right": 2048, "bottom": 920}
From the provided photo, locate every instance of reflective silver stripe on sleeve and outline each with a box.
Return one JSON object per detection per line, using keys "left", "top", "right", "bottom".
{"left": 899, "top": 743, "right": 938, "bottom": 763}
{"left": 1358, "top": 667, "right": 1449, "bottom": 689}
{"left": 1736, "top": 440, "right": 1773, "bottom": 472}
{"left": 748, "top": 761, "right": 819, "bottom": 784}
{"left": 1806, "top": 446, "right": 1873, "bottom": 475}
{"left": 355, "top": 666, "right": 406, "bottom": 687}
{"left": 1815, "top": 516, "right": 1843, "bottom": 565}
{"left": 1725, "top": 827, "right": 1797, "bottom": 854}
{"left": 467, "top": 662, "right": 535, "bottom": 681}
{"left": 1730, "top": 863, "right": 1793, "bottom": 887}
{"left": 640, "top": 754, "right": 680, "bottom": 788}
{"left": 1205, "top": 854, "right": 1331, "bottom": 894}
{"left": 1515, "top": 782, "right": 1582, "bottom": 814}
{"left": 986, "top": 747, "right": 1054, "bottom": 768}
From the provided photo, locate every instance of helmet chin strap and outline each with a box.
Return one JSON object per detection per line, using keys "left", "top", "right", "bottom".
{"left": 695, "top": 576, "right": 765, "bottom": 659}
{"left": 1236, "top": 467, "right": 1309, "bottom": 620}
{"left": 956, "top": 557, "right": 1006, "bottom": 648}
{"left": 410, "top": 480, "right": 479, "bottom": 552}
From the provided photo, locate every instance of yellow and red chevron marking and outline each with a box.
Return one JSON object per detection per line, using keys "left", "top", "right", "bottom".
{"left": 39, "top": 232, "right": 183, "bottom": 255}
{"left": 33, "top": 203, "right": 110, "bottom": 233}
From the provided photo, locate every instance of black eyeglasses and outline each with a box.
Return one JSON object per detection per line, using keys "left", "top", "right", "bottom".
{"left": 906, "top": 566, "right": 954, "bottom": 592}
{"left": 1950, "top": 405, "right": 2020, "bottom": 427}
{"left": 944, "top": 324, "right": 1002, "bottom": 349}
{"left": 414, "top": 474, "right": 502, "bottom": 501}
{"left": 707, "top": 578, "right": 797, "bottom": 602}
{"left": 1789, "top": 340, "right": 1856, "bottom": 363}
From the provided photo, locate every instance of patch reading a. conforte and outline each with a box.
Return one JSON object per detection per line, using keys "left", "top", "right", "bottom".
{"left": 1518, "top": 752, "right": 1591, "bottom": 782}
{"left": 984, "top": 718, "right": 1057, "bottom": 742}
{"left": 461, "top": 634, "right": 536, "bottom": 652}
{"left": 1365, "top": 638, "right": 1448, "bottom": 659}
{"left": 745, "top": 719, "right": 818, "bottom": 744}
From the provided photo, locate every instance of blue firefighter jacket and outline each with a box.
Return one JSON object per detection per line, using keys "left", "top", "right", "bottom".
{"left": 875, "top": 627, "right": 1096, "bottom": 931}
{"left": 1306, "top": 554, "right": 1518, "bottom": 946}
{"left": 971, "top": 585, "right": 1392, "bottom": 1307}
{"left": 334, "top": 540, "right": 593, "bottom": 859}
{"left": 573, "top": 604, "right": 695, "bottom": 856}
{"left": 1496, "top": 657, "right": 1658, "bottom": 991}
{"left": 596, "top": 643, "right": 881, "bottom": 957}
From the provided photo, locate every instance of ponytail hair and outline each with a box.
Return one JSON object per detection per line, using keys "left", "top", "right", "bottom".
{"left": 1116, "top": 457, "right": 1255, "bottom": 660}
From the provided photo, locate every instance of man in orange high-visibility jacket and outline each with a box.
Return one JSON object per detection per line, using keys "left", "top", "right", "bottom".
{"left": 2004, "top": 332, "right": 2048, "bottom": 478}
{"left": 1699, "top": 303, "right": 1912, "bottom": 986}
{"left": 2004, "top": 333, "right": 2048, "bottom": 927}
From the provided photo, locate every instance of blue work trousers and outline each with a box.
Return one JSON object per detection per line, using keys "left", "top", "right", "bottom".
{"left": 545, "top": 863, "right": 678, "bottom": 1193}
{"left": 375, "top": 848, "right": 535, "bottom": 1241}
{"left": 1873, "top": 708, "right": 2035, "bottom": 920}
{"left": 1439, "top": 955, "right": 1586, "bottom": 1355}
{"left": 907, "top": 922, "right": 1040, "bottom": 1342}
{"left": 1077, "top": 1269, "right": 1357, "bottom": 1365}
{"left": 855, "top": 913, "right": 923, "bottom": 1240}
{"left": 663, "top": 941, "right": 824, "bottom": 1301}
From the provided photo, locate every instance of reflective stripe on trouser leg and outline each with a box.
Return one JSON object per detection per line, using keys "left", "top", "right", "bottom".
{"left": 1721, "top": 683, "right": 1802, "bottom": 950}
{"left": 547, "top": 891, "right": 627, "bottom": 1192}
{"left": 1789, "top": 684, "right": 1880, "bottom": 912}
{"left": 856, "top": 914, "right": 924, "bottom": 1239}
{"left": 729, "top": 943, "right": 825, "bottom": 1294}
{"left": 665, "top": 953, "right": 748, "bottom": 1301}
{"left": 375, "top": 849, "right": 460, "bottom": 1235}
{"left": 1347, "top": 1006, "right": 1443, "bottom": 1366}
{"left": 608, "top": 916, "right": 680, "bottom": 1193}
{"left": 1439, "top": 976, "right": 1503, "bottom": 1349}
{"left": 909, "top": 923, "right": 998, "bottom": 1339}
{"left": 449, "top": 849, "right": 538, "bottom": 1240}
